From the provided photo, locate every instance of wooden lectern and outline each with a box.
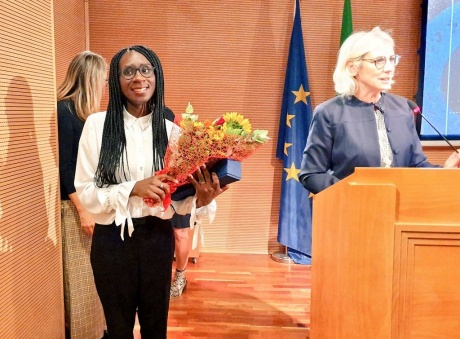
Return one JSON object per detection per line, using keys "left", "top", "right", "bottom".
{"left": 310, "top": 168, "right": 460, "bottom": 338}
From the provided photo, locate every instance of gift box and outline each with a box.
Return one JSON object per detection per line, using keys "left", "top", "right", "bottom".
{"left": 171, "top": 159, "right": 242, "bottom": 201}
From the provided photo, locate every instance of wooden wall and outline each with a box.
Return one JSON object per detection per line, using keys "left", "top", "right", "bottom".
{"left": 87, "top": 0, "right": 447, "bottom": 255}
{"left": 0, "top": 1, "right": 63, "bottom": 338}
{"left": 1, "top": 0, "right": 448, "bottom": 274}
{"left": 0, "top": 1, "right": 452, "bottom": 336}
{"left": 54, "top": 0, "right": 88, "bottom": 87}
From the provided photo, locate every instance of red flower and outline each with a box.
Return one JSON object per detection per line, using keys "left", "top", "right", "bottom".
{"left": 213, "top": 117, "right": 225, "bottom": 126}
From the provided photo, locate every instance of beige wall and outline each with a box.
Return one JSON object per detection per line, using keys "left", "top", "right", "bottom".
{"left": 0, "top": 1, "right": 64, "bottom": 338}
{"left": 87, "top": 1, "right": 441, "bottom": 254}
{"left": 0, "top": 1, "right": 451, "bottom": 335}
{"left": 1, "top": 0, "right": 448, "bottom": 260}
{"left": 54, "top": 0, "right": 87, "bottom": 87}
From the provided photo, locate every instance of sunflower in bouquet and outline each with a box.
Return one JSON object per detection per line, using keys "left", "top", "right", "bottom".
{"left": 206, "top": 111, "right": 269, "bottom": 162}
{"left": 180, "top": 104, "right": 269, "bottom": 170}
{"left": 145, "top": 103, "right": 269, "bottom": 207}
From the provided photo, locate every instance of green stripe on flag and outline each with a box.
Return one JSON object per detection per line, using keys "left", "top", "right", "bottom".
{"left": 340, "top": 0, "right": 353, "bottom": 45}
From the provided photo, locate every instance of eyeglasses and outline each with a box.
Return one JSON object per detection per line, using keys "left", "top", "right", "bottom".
{"left": 361, "top": 55, "right": 401, "bottom": 69}
{"left": 120, "top": 65, "right": 154, "bottom": 80}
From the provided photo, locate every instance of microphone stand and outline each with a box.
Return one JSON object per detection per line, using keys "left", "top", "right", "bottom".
{"left": 419, "top": 113, "right": 460, "bottom": 153}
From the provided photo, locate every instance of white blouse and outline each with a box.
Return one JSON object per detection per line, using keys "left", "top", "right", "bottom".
{"left": 374, "top": 107, "right": 394, "bottom": 168}
{"left": 75, "top": 107, "right": 216, "bottom": 239}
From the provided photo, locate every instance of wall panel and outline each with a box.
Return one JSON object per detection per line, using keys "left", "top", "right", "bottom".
{"left": 88, "top": 0, "right": 448, "bottom": 255}
{"left": 0, "top": 0, "right": 63, "bottom": 338}
{"left": 53, "top": 0, "right": 87, "bottom": 87}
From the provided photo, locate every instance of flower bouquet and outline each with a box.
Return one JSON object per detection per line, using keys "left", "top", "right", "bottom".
{"left": 144, "top": 103, "right": 269, "bottom": 208}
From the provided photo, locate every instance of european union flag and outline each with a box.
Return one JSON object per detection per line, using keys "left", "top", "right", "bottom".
{"left": 276, "top": 0, "right": 312, "bottom": 264}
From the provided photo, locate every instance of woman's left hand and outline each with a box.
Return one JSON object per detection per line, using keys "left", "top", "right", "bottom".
{"left": 189, "top": 165, "right": 229, "bottom": 208}
{"left": 443, "top": 150, "right": 460, "bottom": 168}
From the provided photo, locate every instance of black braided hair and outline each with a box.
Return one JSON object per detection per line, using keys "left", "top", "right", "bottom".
{"left": 95, "top": 45, "right": 168, "bottom": 187}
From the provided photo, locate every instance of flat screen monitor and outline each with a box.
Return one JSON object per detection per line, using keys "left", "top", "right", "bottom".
{"left": 419, "top": 0, "right": 460, "bottom": 144}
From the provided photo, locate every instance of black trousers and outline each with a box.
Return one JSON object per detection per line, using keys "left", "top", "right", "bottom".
{"left": 91, "top": 217, "right": 174, "bottom": 339}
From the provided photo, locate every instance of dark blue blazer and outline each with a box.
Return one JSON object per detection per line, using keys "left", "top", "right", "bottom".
{"left": 299, "top": 92, "right": 438, "bottom": 194}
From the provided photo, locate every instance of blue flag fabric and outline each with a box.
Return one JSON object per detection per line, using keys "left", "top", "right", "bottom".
{"left": 276, "top": 0, "right": 312, "bottom": 265}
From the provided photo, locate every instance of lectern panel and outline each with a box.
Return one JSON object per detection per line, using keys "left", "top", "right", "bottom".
{"left": 394, "top": 225, "right": 460, "bottom": 338}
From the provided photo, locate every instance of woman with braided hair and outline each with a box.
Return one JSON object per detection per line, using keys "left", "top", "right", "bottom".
{"left": 75, "top": 45, "right": 224, "bottom": 338}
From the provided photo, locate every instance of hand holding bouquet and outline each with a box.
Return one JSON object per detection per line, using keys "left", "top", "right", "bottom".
{"left": 144, "top": 103, "right": 269, "bottom": 208}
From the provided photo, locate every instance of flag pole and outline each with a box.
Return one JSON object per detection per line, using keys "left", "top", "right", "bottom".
{"left": 273, "top": 0, "right": 312, "bottom": 266}
{"left": 270, "top": 246, "right": 294, "bottom": 264}
{"left": 270, "top": 0, "right": 299, "bottom": 266}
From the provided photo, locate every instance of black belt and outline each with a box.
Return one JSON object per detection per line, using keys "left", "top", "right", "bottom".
{"left": 131, "top": 216, "right": 155, "bottom": 226}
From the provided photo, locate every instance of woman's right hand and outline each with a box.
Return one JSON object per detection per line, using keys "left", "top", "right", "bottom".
{"left": 79, "top": 209, "right": 95, "bottom": 236}
{"left": 131, "top": 173, "right": 178, "bottom": 205}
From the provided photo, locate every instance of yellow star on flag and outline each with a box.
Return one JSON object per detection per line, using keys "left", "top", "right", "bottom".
{"left": 284, "top": 162, "right": 301, "bottom": 182}
{"left": 284, "top": 142, "right": 292, "bottom": 156}
{"left": 286, "top": 114, "right": 295, "bottom": 127}
{"left": 292, "top": 84, "right": 310, "bottom": 104}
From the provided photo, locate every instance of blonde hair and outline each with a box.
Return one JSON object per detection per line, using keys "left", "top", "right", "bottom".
{"left": 333, "top": 27, "right": 395, "bottom": 96}
{"left": 57, "top": 51, "right": 107, "bottom": 121}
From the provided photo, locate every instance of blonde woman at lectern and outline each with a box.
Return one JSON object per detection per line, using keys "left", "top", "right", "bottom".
{"left": 299, "top": 27, "right": 460, "bottom": 194}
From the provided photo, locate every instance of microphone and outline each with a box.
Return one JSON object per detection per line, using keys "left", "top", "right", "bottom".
{"left": 408, "top": 100, "right": 459, "bottom": 153}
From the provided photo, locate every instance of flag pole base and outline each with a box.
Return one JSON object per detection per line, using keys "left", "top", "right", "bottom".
{"left": 270, "top": 251, "right": 294, "bottom": 264}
